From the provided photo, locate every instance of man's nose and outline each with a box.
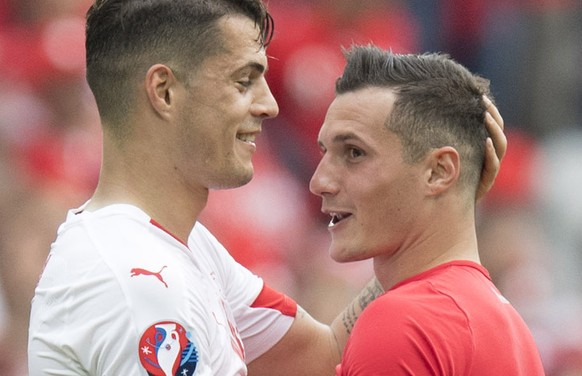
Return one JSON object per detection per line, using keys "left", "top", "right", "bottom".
{"left": 310, "top": 160, "right": 338, "bottom": 197}
{"left": 252, "top": 78, "right": 279, "bottom": 119}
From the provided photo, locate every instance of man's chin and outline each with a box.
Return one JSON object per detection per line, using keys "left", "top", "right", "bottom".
{"left": 329, "top": 246, "right": 354, "bottom": 263}
{"left": 211, "top": 168, "right": 254, "bottom": 190}
{"left": 329, "top": 244, "right": 371, "bottom": 263}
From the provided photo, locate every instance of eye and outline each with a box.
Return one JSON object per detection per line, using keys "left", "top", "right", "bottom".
{"left": 236, "top": 80, "right": 252, "bottom": 89}
{"left": 347, "top": 146, "right": 365, "bottom": 160}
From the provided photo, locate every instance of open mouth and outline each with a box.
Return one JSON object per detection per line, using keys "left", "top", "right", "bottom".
{"left": 236, "top": 133, "right": 256, "bottom": 145}
{"left": 329, "top": 212, "right": 352, "bottom": 228}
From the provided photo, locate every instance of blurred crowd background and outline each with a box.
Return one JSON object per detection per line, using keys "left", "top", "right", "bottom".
{"left": 0, "top": 0, "right": 581, "bottom": 374}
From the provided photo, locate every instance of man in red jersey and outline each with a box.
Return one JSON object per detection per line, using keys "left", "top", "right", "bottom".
{"left": 310, "top": 46, "right": 544, "bottom": 375}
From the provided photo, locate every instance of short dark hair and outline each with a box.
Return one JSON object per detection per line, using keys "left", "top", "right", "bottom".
{"left": 336, "top": 45, "right": 492, "bottom": 194}
{"left": 85, "top": 0, "right": 274, "bottom": 131}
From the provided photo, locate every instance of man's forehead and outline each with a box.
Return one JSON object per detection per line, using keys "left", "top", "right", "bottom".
{"left": 219, "top": 14, "right": 264, "bottom": 50}
{"left": 327, "top": 90, "right": 394, "bottom": 122}
{"left": 318, "top": 89, "right": 396, "bottom": 144}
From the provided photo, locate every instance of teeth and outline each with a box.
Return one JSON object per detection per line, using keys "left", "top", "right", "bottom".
{"left": 237, "top": 134, "right": 256, "bottom": 143}
{"left": 328, "top": 213, "right": 345, "bottom": 228}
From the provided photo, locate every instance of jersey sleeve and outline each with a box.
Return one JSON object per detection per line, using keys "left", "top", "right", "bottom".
{"left": 237, "top": 282, "right": 297, "bottom": 363}
{"left": 195, "top": 224, "right": 297, "bottom": 363}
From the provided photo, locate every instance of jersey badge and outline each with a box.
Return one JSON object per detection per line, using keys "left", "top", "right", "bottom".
{"left": 138, "top": 321, "right": 199, "bottom": 376}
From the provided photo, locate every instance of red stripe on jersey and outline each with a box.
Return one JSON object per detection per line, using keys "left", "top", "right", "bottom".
{"left": 251, "top": 284, "right": 297, "bottom": 317}
{"left": 150, "top": 219, "right": 189, "bottom": 248}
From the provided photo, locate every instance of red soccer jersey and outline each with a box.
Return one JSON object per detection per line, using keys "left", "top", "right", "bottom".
{"left": 337, "top": 261, "right": 544, "bottom": 375}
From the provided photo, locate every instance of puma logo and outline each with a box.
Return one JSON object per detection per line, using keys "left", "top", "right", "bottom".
{"left": 130, "top": 266, "right": 168, "bottom": 288}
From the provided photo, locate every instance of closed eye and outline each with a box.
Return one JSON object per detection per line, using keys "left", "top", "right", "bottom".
{"left": 237, "top": 80, "right": 252, "bottom": 88}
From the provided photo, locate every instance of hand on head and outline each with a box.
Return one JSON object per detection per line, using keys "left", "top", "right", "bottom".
{"left": 476, "top": 95, "right": 506, "bottom": 200}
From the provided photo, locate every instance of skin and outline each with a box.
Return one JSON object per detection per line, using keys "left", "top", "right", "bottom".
{"left": 86, "top": 15, "right": 279, "bottom": 241}
{"left": 310, "top": 89, "right": 426, "bottom": 263}
{"left": 479, "top": 95, "right": 506, "bottom": 199}
{"left": 310, "top": 87, "right": 497, "bottom": 291}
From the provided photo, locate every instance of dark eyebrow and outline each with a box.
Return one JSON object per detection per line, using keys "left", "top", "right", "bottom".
{"left": 318, "top": 131, "right": 363, "bottom": 149}
{"left": 236, "top": 61, "right": 267, "bottom": 75}
{"left": 251, "top": 61, "right": 267, "bottom": 73}
{"left": 333, "top": 132, "right": 362, "bottom": 144}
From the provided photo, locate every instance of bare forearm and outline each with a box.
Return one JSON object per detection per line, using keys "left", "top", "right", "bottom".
{"left": 248, "top": 278, "right": 384, "bottom": 375}
{"left": 331, "top": 277, "right": 384, "bottom": 352}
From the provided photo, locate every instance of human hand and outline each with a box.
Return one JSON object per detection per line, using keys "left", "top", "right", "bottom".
{"left": 476, "top": 95, "right": 506, "bottom": 200}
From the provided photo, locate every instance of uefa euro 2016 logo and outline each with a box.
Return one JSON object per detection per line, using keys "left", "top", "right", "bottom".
{"left": 138, "top": 321, "right": 199, "bottom": 376}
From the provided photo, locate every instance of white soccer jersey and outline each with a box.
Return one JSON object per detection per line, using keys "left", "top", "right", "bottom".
{"left": 28, "top": 203, "right": 296, "bottom": 376}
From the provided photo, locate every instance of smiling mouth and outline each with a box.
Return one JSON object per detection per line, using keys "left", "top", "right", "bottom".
{"left": 236, "top": 133, "right": 257, "bottom": 145}
{"left": 329, "top": 212, "right": 352, "bottom": 228}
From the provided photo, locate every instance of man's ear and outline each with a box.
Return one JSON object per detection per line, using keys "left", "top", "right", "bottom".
{"left": 424, "top": 146, "right": 460, "bottom": 196}
{"left": 145, "top": 64, "right": 176, "bottom": 119}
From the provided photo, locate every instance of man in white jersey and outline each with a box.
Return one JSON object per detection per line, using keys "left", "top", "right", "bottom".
{"left": 28, "top": 0, "right": 506, "bottom": 375}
